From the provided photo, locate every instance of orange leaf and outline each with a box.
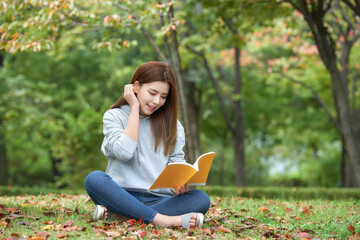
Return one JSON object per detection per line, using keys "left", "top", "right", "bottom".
{"left": 258, "top": 206, "right": 270, "bottom": 212}
{"left": 203, "top": 228, "right": 212, "bottom": 234}
{"left": 300, "top": 206, "right": 312, "bottom": 215}
{"left": 28, "top": 237, "right": 46, "bottom": 240}
{"left": 11, "top": 33, "right": 20, "bottom": 40}
{"left": 122, "top": 41, "right": 128, "bottom": 48}
{"left": 127, "top": 218, "right": 137, "bottom": 225}
{"left": 214, "top": 226, "right": 232, "bottom": 233}
{"left": 339, "top": 35, "right": 345, "bottom": 42}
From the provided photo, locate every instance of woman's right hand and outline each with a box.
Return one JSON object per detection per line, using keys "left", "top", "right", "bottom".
{"left": 123, "top": 84, "right": 139, "bottom": 109}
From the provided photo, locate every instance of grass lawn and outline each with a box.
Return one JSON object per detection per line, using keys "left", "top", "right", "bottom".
{"left": 0, "top": 193, "right": 359, "bottom": 239}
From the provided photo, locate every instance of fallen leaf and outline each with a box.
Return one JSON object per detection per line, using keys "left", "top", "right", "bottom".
{"left": 41, "top": 224, "right": 55, "bottom": 230}
{"left": 8, "top": 233, "right": 21, "bottom": 240}
{"left": 56, "top": 232, "right": 68, "bottom": 239}
{"left": 258, "top": 206, "right": 270, "bottom": 212}
{"left": 42, "top": 211, "right": 55, "bottom": 216}
{"left": 0, "top": 218, "right": 8, "bottom": 227}
{"left": 104, "top": 230, "right": 121, "bottom": 237}
{"left": 17, "top": 220, "right": 30, "bottom": 226}
{"left": 35, "top": 231, "right": 50, "bottom": 239}
{"left": 300, "top": 206, "right": 312, "bottom": 215}
{"left": 64, "top": 220, "right": 74, "bottom": 227}
{"left": 348, "top": 224, "right": 356, "bottom": 233}
{"left": 137, "top": 230, "right": 147, "bottom": 238}
{"left": 28, "top": 236, "right": 47, "bottom": 240}
{"left": 214, "top": 226, "right": 232, "bottom": 233}
{"left": 293, "top": 232, "right": 311, "bottom": 239}
{"left": 262, "top": 231, "right": 281, "bottom": 238}
{"left": 203, "top": 228, "right": 212, "bottom": 234}
{"left": 127, "top": 218, "right": 137, "bottom": 225}
{"left": 9, "top": 214, "right": 23, "bottom": 219}
{"left": 241, "top": 216, "right": 259, "bottom": 223}
{"left": 153, "top": 229, "right": 161, "bottom": 235}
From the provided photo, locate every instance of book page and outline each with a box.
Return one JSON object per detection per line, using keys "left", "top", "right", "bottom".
{"left": 187, "top": 152, "right": 215, "bottom": 185}
{"left": 149, "top": 163, "right": 197, "bottom": 191}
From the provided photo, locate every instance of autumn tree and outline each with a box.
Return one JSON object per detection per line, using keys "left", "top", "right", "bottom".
{"left": 0, "top": 0, "right": 202, "bottom": 166}
{"left": 284, "top": 0, "right": 360, "bottom": 186}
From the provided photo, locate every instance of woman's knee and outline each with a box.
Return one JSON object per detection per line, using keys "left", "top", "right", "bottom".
{"left": 84, "top": 170, "right": 106, "bottom": 189}
{"left": 191, "top": 190, "right": 211, "bottom": 213}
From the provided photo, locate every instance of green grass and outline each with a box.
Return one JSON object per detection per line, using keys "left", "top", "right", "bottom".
{"left": 1, "top": 193, "right": 359, "bottom": 239}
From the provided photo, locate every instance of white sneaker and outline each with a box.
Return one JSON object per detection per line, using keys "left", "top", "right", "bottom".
{"left": 93, "top": 205, "right": 105, "bottom": 220}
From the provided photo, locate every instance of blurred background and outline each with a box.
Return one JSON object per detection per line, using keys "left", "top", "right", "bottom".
{"left": 1, "top": 0, "right": 359, "bottom": 190}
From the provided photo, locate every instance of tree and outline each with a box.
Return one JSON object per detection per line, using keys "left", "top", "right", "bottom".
{"left": 0, "top": 0, "right": 201, "bottom": 163}
{"left": 285, "top": 0, "right": 360, "bottom": 186}
{"left": 183, "top": 0, "right": 290, "bottom": 186}
{"left": 0, "top": 51, "right": 8, "bottom": 185}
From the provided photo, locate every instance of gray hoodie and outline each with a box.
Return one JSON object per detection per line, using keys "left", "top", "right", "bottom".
{"left": 101, "top": 105, "right": 186, "bottom": 196}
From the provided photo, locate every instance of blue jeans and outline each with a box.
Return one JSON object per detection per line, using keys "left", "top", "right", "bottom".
{"left": 84, "top": 170, "right": 211, "bottom": 223}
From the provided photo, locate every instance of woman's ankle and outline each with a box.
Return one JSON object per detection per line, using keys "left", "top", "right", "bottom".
{"left": 152, "top": 213, "right": 182, "bottom": 227}
{"left": 152, "top": 213, "right": 198, "bottom": 228}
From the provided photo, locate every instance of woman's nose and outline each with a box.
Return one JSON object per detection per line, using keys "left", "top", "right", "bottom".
{"left": 152, "top": 96, "right": 160, "bottom": 104}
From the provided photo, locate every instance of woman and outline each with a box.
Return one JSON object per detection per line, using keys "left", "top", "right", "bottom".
{"left": 84, "top": 61, "right": 210, "bottom": 228}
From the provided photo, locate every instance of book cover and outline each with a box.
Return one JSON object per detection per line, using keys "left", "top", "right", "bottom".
{"left": 149, "top": 152, "right": 216, "bottom": 191}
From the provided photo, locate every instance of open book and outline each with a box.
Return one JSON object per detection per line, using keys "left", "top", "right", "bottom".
{"left": 149, "top": 152, "right": 216, "bottom": 191}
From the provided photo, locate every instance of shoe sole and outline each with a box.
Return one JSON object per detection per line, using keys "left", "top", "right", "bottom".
{"left": 93, "top": 205, "right": 104, "bottom": 220}
{"left": 196, "top": 213, "right": 204, "bottom": 227}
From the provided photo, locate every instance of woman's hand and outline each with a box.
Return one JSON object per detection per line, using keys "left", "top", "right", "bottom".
{"left": 123, "top": 84, "right": 139, "bottom": 109}
{"left": 171, "top": 184, "right": 189, "bottom": 195}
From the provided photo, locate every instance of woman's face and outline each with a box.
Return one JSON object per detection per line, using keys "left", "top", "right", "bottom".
{"left": 135, "top": 81, "right": 170, "bottom": 117}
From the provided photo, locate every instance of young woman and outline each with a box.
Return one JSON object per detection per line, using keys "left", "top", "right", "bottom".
{"left": 84, "top": 61, "right": 211, "bottom": 228}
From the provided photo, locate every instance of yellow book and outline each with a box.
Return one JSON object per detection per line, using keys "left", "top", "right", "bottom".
{"left": 149, "top": 152, "right": 216, "bottom": 191}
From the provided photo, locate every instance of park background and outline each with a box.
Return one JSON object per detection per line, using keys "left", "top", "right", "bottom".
{"left": 1, "top": 0, "right": 360, "bottom": 191}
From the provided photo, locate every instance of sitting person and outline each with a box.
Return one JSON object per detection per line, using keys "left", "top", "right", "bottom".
{"left": 84, "top": 61, "right": 210, "bottom": 228}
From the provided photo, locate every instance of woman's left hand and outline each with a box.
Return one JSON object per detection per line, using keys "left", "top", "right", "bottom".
{"left": 172, "top": 184, "right": 189, "bottom": 195}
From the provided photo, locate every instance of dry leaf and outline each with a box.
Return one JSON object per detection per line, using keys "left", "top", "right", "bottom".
{"left": 348, "top": 224, "right": 355, "bottom": 233}
{"left": 104, "top": 230, "right": 121, "bottom": 237}
{"left": 300, "top": 206, "right": 312, "bottom": 215}
{"left": 41, "top": 224, "right": 55, "bottom": 230}
{"left": 214, "top": 226, "right": 232, "bottom": 233}
{"left": 258, "top": 206, "right": 270, "bottom": 212}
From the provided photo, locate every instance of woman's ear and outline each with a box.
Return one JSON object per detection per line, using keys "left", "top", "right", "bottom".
{"left": 133, "top": 81, "right": 140, "bottom": 93}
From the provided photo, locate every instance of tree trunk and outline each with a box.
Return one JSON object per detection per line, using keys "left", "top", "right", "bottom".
{"left": 341, "top": 135, "right": 348, "bottom": 187}
{"left": 328, "top": 62, "right": 360, "bottom": 186}
{"left": 0, "top": 53, "right": 8, "bottom": 186}
{"left": 168, "top": 5, "right": 197, "bottom": 162}
{"left": 186, "top": 81, "right": 201, "bottom": 158}
{"left": 233, "top": 47, "right": 246, "bottom": 186}
{"left": 0, "top": 120, "right": 8, "bottom": 186}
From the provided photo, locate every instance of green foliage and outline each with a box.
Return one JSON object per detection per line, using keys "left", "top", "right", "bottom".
{"left": 1, "top": 0, "right": 359, "bottom": 189}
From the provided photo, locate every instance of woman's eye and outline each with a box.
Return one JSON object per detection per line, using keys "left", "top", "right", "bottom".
{"left": 149, "top": 92, "right": 155, "bottom": 95}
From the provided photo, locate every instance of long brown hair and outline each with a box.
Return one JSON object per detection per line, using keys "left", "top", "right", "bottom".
{"left": 110, "top": 61, "right": 178, "bottom": 156}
